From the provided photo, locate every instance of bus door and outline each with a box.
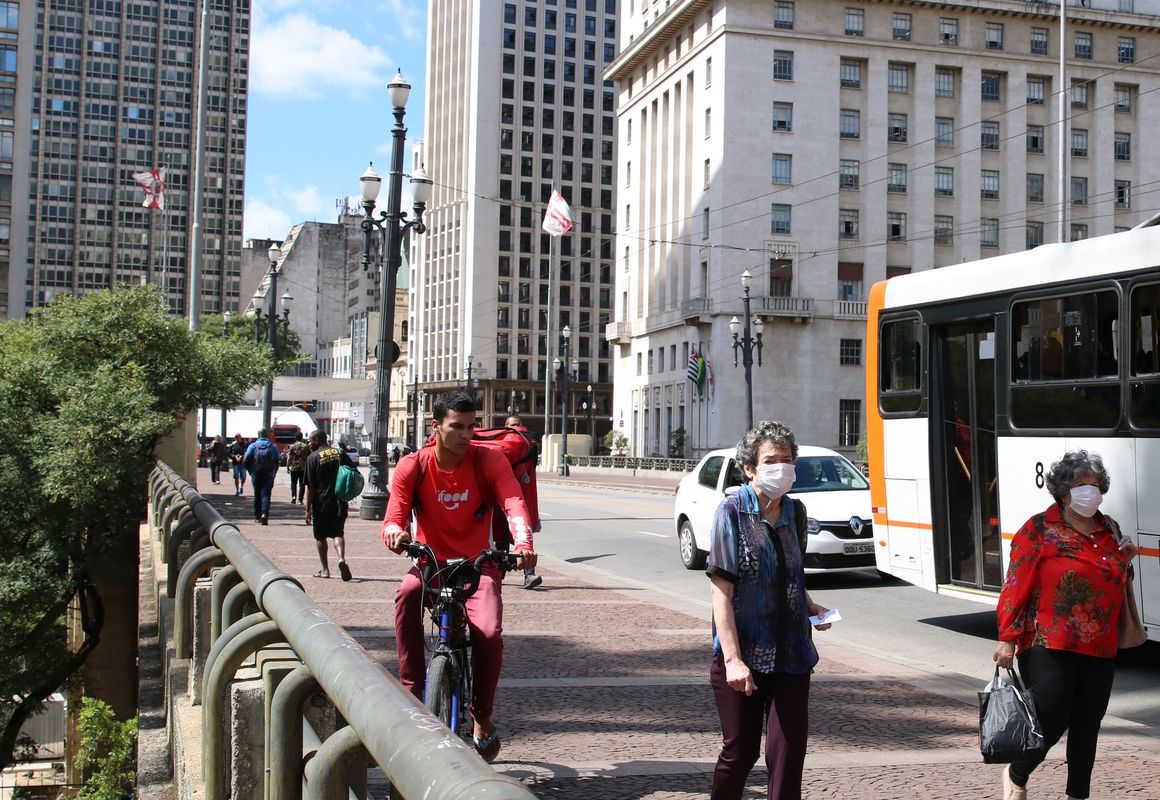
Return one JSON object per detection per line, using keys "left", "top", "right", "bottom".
{"left": 934, "top": 321, "right": 1003, "bottom": 590}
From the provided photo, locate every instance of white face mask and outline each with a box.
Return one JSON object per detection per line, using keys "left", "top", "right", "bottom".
{"left": 753, "top": 463, "right": 795, "bottom": 500}
{"left": 1067, "top": 484, "right": 1102, "bottom": 518}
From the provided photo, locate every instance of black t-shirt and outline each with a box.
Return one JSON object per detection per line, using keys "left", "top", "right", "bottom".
{"left": 305, "top": 446, "right": 356, "bottom": 516}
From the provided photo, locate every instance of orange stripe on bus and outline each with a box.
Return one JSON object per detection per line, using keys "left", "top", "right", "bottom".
{"left": 1141, "top": 546, "right": 1160, "bottom": 558}
{"left": 882, "top": 519, "right": 933, "bottom": 531}
{"left": 866, "top": 281, "right": 888, "bottom": 516}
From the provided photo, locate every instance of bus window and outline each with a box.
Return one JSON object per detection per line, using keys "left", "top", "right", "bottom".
{"left": 1129, "top": 282, "right": 1160, "bottom": 428}
{"left": 879, "top": 318, "right": 923, "bottom": 413}
{"left": 1009, "top": 290, "right": 1119, "bottom": 429}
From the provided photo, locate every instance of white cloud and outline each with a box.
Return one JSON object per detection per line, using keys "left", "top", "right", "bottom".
{"left": 245, "top": 185, "right": 349, "bottom": 240}
{"left": 379, "top": 0, "right": 425, "bottom": 42}
{"left": 251, "top": 12, "right": 392, "bottom": 98}
{"left": 244, "top": 197, "right": 293, "bottom": 240}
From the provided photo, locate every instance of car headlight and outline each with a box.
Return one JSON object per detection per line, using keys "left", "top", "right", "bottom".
{"left": 806, "top": 517, "right": 821, "bottom": 534}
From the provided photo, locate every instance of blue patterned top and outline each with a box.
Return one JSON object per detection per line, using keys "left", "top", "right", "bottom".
{"left": 706, "top": 485, "right": 819, "bottom": 675}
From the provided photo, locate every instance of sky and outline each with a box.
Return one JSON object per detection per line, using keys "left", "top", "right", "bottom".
{"left": 243, "top": 0, "right": 429, "bottom": 242}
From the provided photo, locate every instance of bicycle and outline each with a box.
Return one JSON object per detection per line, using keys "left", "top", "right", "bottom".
{"left": 401, "top": 541, "right": 520, "bottom": 740}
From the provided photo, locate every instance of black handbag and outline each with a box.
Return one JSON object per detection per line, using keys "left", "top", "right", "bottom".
{"left": 978, "top": 665, "right": 1047, "bottom": 764}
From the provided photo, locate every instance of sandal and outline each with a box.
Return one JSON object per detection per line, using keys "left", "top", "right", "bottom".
{"left": 312, "top": 569, "right": 329, "bottom": 578}
{"left": 338, "top": 560, "right": 352, "bottom": 582}
{"left": 472, "top": 729, "right": 501, "bottom": 763}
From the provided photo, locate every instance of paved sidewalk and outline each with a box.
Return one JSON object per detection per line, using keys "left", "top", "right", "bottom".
{"left": 199, "top": 469, "right": 1160, "bottom": 799}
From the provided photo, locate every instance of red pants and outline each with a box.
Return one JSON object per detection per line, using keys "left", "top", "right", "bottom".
{"left": 394, "top": 565, "right": 505, "bottom": 724}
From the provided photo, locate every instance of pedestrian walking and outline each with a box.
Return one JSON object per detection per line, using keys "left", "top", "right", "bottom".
{"left": 228, "top": 433, "right": 247, "bottom": 495}
{"left": 706, "top": 420, "right": 832, "bottom": 800}
{"left": 206, "top": 435, "right": 226, "bottom": 484}
{"left": 303, "top": 430, "right": 356, "bottom": 580}
{"left": 243, "top": 428, "right": 280, "bottom": 525}
{"left": 993, "top": 450, "right": 1139, "bottom": 800}
{"left": 286, "top": 432, "right": 310, "bottom": 504}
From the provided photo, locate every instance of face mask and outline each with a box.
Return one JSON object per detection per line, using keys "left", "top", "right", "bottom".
{"left": 1067, "top": 484, "right": 1102, "bottom": 518}
{"left": 753, "top": 463, "right": 795, "bottom": 500}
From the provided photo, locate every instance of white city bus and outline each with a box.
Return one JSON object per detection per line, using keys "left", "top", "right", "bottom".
{"left": 866, "top": 222, "right": 1159, "bottom": 641}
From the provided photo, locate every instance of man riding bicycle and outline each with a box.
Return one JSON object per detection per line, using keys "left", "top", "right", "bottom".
{"left": 382, "top": 389, "right": 537, "bottom": 762}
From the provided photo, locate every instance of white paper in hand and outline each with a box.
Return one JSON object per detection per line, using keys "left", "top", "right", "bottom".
{"left": 809, "top": 609, "right": 841, "bottom": 626}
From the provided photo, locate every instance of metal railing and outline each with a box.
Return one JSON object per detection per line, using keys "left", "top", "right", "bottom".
{"left": 568, "top": 455, "right": 698, "bottom": 472}
{"left": 149, "top": 461, "right": 534, "bottom": 800}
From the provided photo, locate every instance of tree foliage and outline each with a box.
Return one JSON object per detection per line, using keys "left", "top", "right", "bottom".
{"left": 74, "top": 697, "right": 136, "bottom": 800}
{"left": 0, "top": 285, "right": 275, "bottom": 770}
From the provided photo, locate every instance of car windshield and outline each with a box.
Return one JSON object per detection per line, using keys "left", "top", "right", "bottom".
{"left": 792, "top": 455, "right": 869, "bottom": 492}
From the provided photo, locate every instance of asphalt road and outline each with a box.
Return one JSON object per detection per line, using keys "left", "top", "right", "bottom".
{"left": 536, "top": 481, "right": 1160, "bottom": 731}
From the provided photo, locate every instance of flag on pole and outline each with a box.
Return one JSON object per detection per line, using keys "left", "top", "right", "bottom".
{"left": 704, "top": 355, "right": 715, "bottom": 401}
{"left": 687, "top": 345, "right": 706, "bottom": 397}
{"left": 133, "top": 167, "right": 167, "bottom": 210}
{"left": 541, "top": 188, "right": 573, "bottom": 236}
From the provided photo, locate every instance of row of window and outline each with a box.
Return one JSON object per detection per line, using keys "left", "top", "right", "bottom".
{"left": 500, "top": 129, "right": 612, "bottom": 159}
{"left": 498, "top": 253, "right": 614, "bottom": 282}
{"left": 503, "top": 3, "right": 615, "bottom": 35}
{"left": 492, "top": 357, "right": 607, "bottom": 384}
{"left": 503, "top": 29, "right": 615, "bottom": 65}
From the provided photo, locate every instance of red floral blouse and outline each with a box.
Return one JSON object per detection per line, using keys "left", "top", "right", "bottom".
{"left": 996, "top": 503, "right": 1130, "bottom": 659}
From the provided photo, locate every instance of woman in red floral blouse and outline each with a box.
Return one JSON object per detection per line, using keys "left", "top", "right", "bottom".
{"left": 993, "top": 450, "right": 1139, "bottom": 800}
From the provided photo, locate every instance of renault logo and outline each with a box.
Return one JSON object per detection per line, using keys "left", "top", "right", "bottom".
{"left": 849, "top": 516, "right": 864, "bottom": 535}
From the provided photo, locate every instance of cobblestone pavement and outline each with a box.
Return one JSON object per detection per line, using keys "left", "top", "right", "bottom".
{"left": 198, "top": 471, "right": 1160, "bottom": 799}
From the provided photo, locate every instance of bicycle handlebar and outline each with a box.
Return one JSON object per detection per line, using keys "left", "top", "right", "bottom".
{"left": 401, "top": 541, "right": 522, "bottom": 601}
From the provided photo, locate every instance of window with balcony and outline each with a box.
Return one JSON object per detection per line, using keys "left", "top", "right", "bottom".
{"left": 770, "top": 259, "right": 793, "bottom": 297}
{"left": 838, "top": 262, "right": 863, "bottom": 300}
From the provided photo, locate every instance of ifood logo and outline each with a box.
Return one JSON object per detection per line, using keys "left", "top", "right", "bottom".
{"left": 438, "top": 488, "right": 470, "bottom": 511}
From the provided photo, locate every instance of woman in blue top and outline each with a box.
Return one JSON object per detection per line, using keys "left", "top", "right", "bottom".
{"left": 706, "top": 420, "right": 832, "bottom": 800}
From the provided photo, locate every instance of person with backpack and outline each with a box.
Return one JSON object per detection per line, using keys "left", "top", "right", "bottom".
{"left": 381, "top": 390, "right": 537, "bottom": 763}
{"left": 303, "top": 429, "right": 357, "bottom": 580}
{"left": 206, "top": 435, "right": 226, "bottom": 485}
{"left": 286, "top": 432, "right": 311, "bottom": 504}
{"left": 243, "top": 428, "right": 281, "bottom": 525}
{"left": 228, "top": 433, "right": 248, "bottom": 495}
{"left": 497, "top": 415, "right": 543, "bottom": 589}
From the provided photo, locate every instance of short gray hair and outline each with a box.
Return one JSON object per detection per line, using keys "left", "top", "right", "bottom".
{"left": 736, "top": 420, "right": 798, "bottom": 469}
{"left": 1045, "top": 449, "right": 1110, "bottom": 503}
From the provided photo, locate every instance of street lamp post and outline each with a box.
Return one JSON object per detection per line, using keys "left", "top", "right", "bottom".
{"left": 586, "top": 384, "right": 594, "bottom": 438}
{"left": 219, "top": 309, "right": 231, "bottom": 438}
{"left": 730, "top": 269, "right": 765, "bottom": 431}
{"left": 554, "top": 326, "right": 577, "bottom": 475}
{"left": 253, "top": 243, "right": 292, "bottom": 432}
{"left": 358, "top": 70, "right": 432, "bottom": 521}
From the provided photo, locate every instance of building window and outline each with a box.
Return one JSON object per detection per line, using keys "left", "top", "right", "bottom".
{"left": 981, "top": 121, "right": 1000, "bottom": 150}
{"left": 840, "top": 59, "right": 862, "bottom": 89}
{"left": 840, "top": 339, "right": 863, "bottom": 366}
{"left": 935, "top": 117, "right": 955, "bottom": 148}
{"left": 839, "top": 159, "right": 860, "bottom": 190}
{"left": 935, "top": 68, "right": 956, "bottom": 97}
{"left": 934, "top": 215, "right": 954, "bottom": 246}
{"left": 1067, "top": 224, "right": 1088, "bottom": 243}
{"left": 939, "top": 17, "right": 958, "bottom": 46}
{"left": 775, "top": 1, "right": 794, "bottom": 29}
{"left": 1071, "top": 128, "right": 1088, "bottom": 157}
{"left": 981, "top": 218, "right": 1000, "bottom": 248}
{"left": 888, "top": 63, "right": 909, "bottom": 93}
{"left": 1118, "top": 36, "right": 1134, "bottom": 64}
{"left": 1071, "top": 81, "right": 1089, "bottom": 109}
{"left": 1027, "top": 221, "right": 1044, "bottom": 249}
{"left": 772, "top": 102, "right": 793, "bottom": 131}
{"left": 839, "top": 399, "right": 861, "bottom": 448}
{"left": 1027, "top": 77, "right": 1045, "bottom": 105}
{"left": 1027, "top": 172, "right": 1045, "bottom": 203}
{"left": 888, "top": 113, "right": 908, "bottom": 143}
{"left": 702, "top": 208, "right": 710, "bottom": 239}
{"left": 986, "top": 22, "right": 1004, "bottom": 50}
{"left": 887, "top": 212, "right": 907, "bottom": 242}
{"left": 1031, "top": 27, "right": 1048, "bottom": 55}
{"left": 893, "top": 13, "right": 911, "bottom": 41}
{"left": 935, "top": 166, "right": 954, "bottom": 197}
{"left": 1114, "top": 84, "right": 1133, "bottom": 112}
{"left": 981, "top": 169, "right": 1000, "bottom": 200}
{"left": 703, "top": 159, "right": 710, "bottom": 189}
{"left": 845, "top": 8, "right": 864, "bottom": 36}
{"left": 1115, "top": 180, "right": 1131, "bottom": 209}
{"left": 705, "top": 57, "right": 712, "bottom": 87}
{"left": 887, "top": 163, "right": 907, "bottom": 193}
{"left": 981, "top": 72, "right": 1001, "bottom": 102}
{"left": 1115, "top": 132, "right": 1131, "bottom": 160}
{"left": 840, "top": 108, "right": 860, "bottom": 139}
{"left": 838, "top": 262, "right": 863, "bottom": 301}
{"left": 771, "top": 204, "right": 792, "bottom": 234}
{"left": 773, "top": 50, "right": 794, "bottom": 81}
{"left": 770, "top": 259, "right": 793, "bottom": 297}
{"left": 839, "top": 208, "right": 859, "bottom": 240}
{"left": 1075, "top": 32, "right": 1092, "bottom": 60}
{"left": 704, "top": 107, "right": 711, "bottom": 137}
{"left": 1027, "top": 125, "right": 1045, "bottom": 153}
{"left": 772, "top": 153, "right": 792, "bottom": 184}
{"left": 1120, "top": 0, "right": 1135, "bottom": 10}
{"left": 1072, "top": 176, "right": 1088, "bottom": 205}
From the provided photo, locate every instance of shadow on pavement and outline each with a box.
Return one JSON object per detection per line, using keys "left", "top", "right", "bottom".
{"left": 916, "top": 610, "right": 998, "bottom": 641}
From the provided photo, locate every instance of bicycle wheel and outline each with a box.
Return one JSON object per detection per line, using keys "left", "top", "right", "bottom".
{"left": 425, "top": 653, "right": 465, "bottom": 736}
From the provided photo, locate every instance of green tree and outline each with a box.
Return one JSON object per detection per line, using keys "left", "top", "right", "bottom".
{"left": 670, "top": 426, "right": 687, "bottom": 459}
{"left": 0, "top": 286, "right": 274, "bottom": 769}
{"left": 603, "top": 429, "right": 628, "bottom": 455}
{"left": 74, "top": 698, "right": 136, "bottom": 800}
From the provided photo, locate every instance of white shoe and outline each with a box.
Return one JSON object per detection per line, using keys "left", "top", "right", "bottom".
{"left": 1002, "top": 765, "right": 1027, "bottom": 800}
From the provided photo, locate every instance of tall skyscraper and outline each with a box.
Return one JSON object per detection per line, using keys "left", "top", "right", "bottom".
{"left": 4, "top": 0, "right": 250, "bottom": 319}
{"left": 412, "top": 0, "right": 619, "bottom": 441}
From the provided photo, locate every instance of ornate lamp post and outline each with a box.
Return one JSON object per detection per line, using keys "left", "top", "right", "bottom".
{"left": 584, "top": 384, "right": 594, "bottom": 438}
{"left": 358, "top": 70, "right": 432, "bottom": 521}
{"left": 730, "top": 269, "right": 764, "bottom": 431}
{"left": 553, "top": 326, "right": 577, "bottom": 475}
{"left": 253, "top": 243, "right": 292, "bottom": 431}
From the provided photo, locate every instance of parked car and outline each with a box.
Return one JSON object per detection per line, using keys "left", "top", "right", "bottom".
{"left": 673, "top": 445, "right": 876, "bottom": 574}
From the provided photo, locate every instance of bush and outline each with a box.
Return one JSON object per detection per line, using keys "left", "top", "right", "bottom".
{"left": 74, "top": 698, "right": 136, "bottom": 800}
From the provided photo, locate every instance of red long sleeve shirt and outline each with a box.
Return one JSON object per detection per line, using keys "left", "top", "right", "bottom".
{"left": 996, "top": 504, "right": 1130, "bottom": 659}
{"left": 381, "top": 444, "right": 533, "bottom": 560}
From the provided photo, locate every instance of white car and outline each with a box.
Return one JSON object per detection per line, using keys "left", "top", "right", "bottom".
{"left": 674, "top": 445, "right": 876, "bottom": 574}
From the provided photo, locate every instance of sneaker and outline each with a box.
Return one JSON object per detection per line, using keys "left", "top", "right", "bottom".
{"left": 522, "top": 574, "right": 543, "bottom": 590}
{"left": 1002, "top": 766, "right": 1027, "bottom": 800}
{"left": 260, "top": 513, "right": 268, "bottom": 526}
{"left": 290, "top": 497, "right": 297, "bottom": 504}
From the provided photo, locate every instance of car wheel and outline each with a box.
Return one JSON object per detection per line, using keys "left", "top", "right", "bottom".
{"left": 678, "top": 518, "right": 707, "bottom": 570}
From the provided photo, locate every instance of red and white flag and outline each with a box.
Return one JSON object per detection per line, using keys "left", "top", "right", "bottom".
{"left": 541, "top": 189, "right": 573, "bottom": 237}
{"left": 133, "top": 167, "right": 166, "bottom": 210}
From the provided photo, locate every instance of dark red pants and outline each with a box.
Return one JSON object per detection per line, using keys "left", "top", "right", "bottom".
{"left": 709, "top": 655, "right": 810, "bottom": 800}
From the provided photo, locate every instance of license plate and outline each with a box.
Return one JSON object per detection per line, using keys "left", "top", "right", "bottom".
{"left": 843, "top": 541, "right": 874, "bottom": 555}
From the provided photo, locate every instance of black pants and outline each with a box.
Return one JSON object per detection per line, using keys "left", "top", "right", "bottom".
{"left": 289, "top": 470, "right": 304, "bottom": 501}
{"left": 1009, "top": 646, "right": 1116, "bottom": 799}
